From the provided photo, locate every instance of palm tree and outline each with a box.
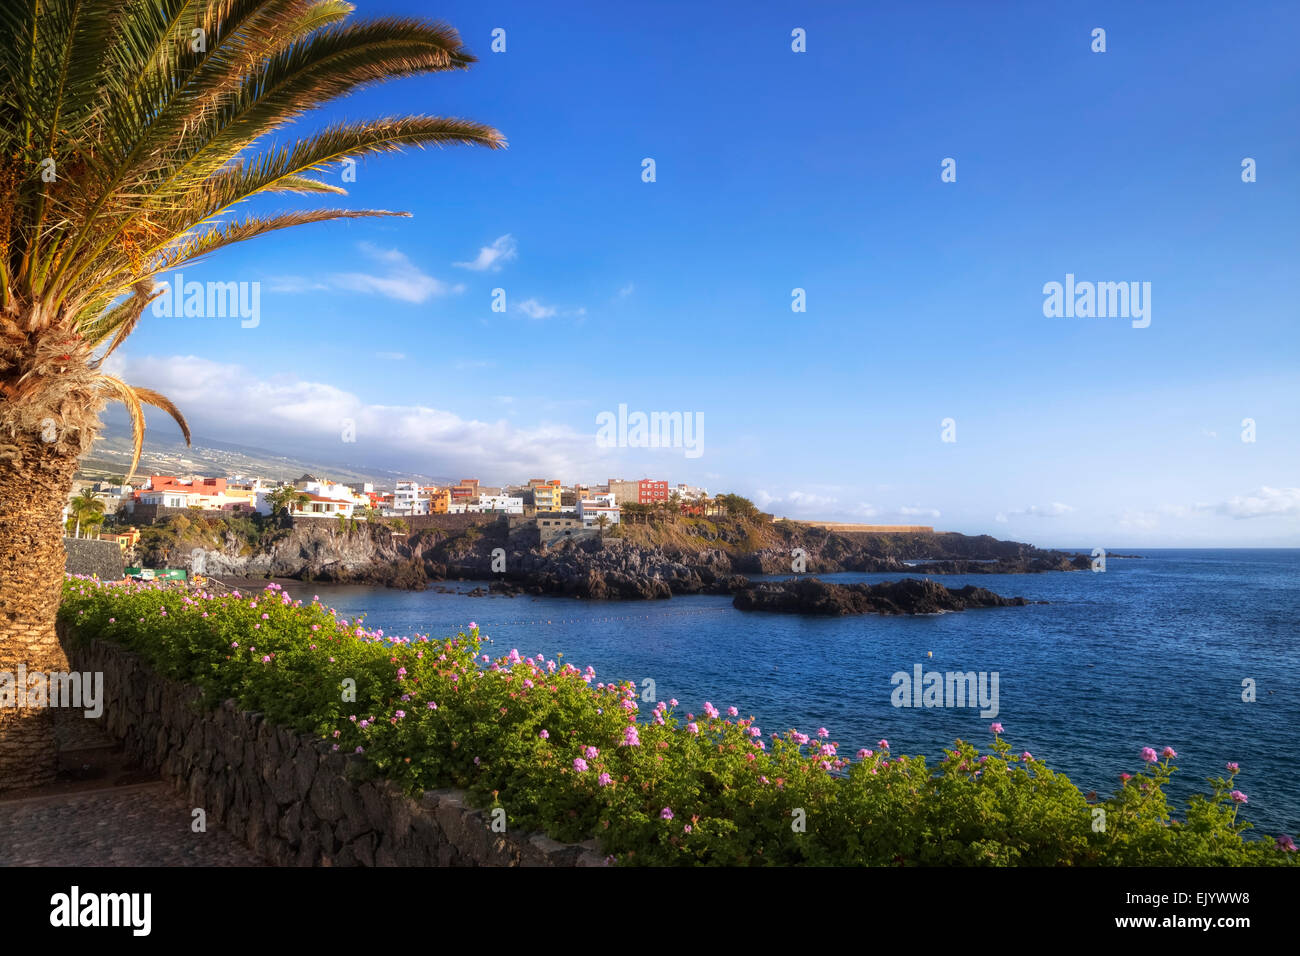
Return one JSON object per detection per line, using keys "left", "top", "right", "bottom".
{"left": 66, "top": 489, "right": 105, "bottom": 538}
{"left": 0, "top": 2, "right": 502, "bottom": 790}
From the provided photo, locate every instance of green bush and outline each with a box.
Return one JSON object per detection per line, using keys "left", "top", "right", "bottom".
{"left": 60, "top": 576, "right": 1299, "bottom": 866}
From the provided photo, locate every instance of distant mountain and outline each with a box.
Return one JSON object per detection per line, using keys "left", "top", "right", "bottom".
{"left": 80, "top": 421, "right": 455, "bottom": 490}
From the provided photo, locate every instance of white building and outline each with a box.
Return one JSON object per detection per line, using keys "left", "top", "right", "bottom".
{"left": 470, "top": 494, "right": 524, "bottom": 515}
{"left": 675, "top": 484, "right": 708, "bottom": 500}
{"left": 388, "top": 481, "right": 429, "bottom": 516}
{"left": 254, "top": 489, "right": 354, "bottom": 519}
{"left": 135, "top": 490, "right": 198, "bottom": 510}
{"left": 577, "top": 493, "right": 620, "bottom": 527}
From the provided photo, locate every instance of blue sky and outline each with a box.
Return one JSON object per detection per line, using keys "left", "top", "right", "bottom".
{"left": 111, "top": 0, "right": 1300, "bottom": 546}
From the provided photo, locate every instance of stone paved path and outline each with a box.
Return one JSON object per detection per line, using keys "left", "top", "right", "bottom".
{"left": 0, "top": 781, "right": 266, "bottom": 866}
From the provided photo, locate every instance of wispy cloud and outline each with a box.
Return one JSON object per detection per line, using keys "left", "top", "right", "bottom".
{"left": 899, "top": 505, "right": 942, "bottom": 519}
{"left": 995, "top": 502, "right": 1074, "bottom": 522}
{"left": 517, "top": 298, "right": 558, "bottom": 319}
{"left": 1215, "top": 487, "right": 1300, "bottom": 519}
{"left": 110, "top": 354, "right": 621, "bottom": 482}
{"left": 268, "top": 276, "right": 328, "bottom": 294}
{"left": 454, "top": 234, "right": 518, "bottom": 272}
{"left": 332, "top": 243, "right": 463, "bottom": 303}
{"left": 617, "top": 283, "right": 635, "bottom": 298}
{"left": 375, "top": 351, "right": 405, "bottom": 361}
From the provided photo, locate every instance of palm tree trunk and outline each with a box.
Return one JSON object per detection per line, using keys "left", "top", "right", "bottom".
{"left": 0, "top": 433, "right": 80, "bottom": 792}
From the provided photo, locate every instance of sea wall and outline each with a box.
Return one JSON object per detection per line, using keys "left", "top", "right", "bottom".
{"left": 63, "top": 537, "right": 125, "bottom": 580}
{"left": 61, "top": 631, "right": 605, "bottom": 867}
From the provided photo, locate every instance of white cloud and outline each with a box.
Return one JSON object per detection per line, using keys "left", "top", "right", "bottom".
{"left": 1215, "top": 487, "right": 1300, "bottom": 519}
{"left": 517, "top": 298, "right": 558, "bottom": 319}
{"left": 454, "top": 234, "right": 518, "bottom": 272}
{"left": 997, "top": 502, "right": 1074, "bottom": 521}
{"left": 111, "top": 355, "right": 618, "bottom": 481}
{"left": 332, "top": 243, "right": 463, "bottom": 303}
{"left": 753, "top": 489, "right": 838, "bottom": 516}
{"left": 268, "top": 276, "right": 328, "bottom": 294}
{"left": 899, "top": 505, "right": 941, "bottom": 519}
{"left": 617, "top": 283, "right": 635, "bottom": 298}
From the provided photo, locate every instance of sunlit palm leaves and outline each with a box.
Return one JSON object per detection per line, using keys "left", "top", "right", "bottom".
{"left": 0, "top": 0, "right": 502, "bottom": 476}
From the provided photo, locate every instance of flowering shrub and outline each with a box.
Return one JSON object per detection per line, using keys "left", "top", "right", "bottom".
{"left": 60, "top": 577, "right": 1298, "bottom": 867}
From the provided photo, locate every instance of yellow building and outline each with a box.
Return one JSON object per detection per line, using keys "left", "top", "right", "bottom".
{"left": 425, "top": 487, "right": 450, "bottom": 514}
{"left": 100, "top": 529, "right": 141, "bottom": 553}
{"left": 530, "top": 479, "right": 562, "bottom": 512}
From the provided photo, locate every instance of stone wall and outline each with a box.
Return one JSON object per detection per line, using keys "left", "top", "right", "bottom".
{"left": 62, "top": 632, "right": 605, "bottom": 867}
{"left": 399, "top": 513, "right": 506, "bottom": 534}
{"left": 63, "top": 537, "right": 125, "bottom": 580}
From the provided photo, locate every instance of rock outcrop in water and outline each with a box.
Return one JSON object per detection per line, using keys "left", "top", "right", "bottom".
{"left": 731, "top": 577, "right": 1032, "bottom": 616}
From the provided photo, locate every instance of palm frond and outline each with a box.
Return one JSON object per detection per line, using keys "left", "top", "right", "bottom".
{"left": 93, "top": 374, "right": 190, "bottom": 481}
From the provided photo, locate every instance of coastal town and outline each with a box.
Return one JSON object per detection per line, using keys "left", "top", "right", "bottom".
{"left": 62, "top": 474, "right": 710, "bottom": 545}
{"left": 62, "top": 471, "right": 938, "bottom": 557}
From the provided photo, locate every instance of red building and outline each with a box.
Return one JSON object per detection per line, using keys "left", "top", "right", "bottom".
{"left": 637, "top": 479, "right": 669, "bottom": 504}
{"left": 451, "top": 478, "right": 480, "bottom": 502}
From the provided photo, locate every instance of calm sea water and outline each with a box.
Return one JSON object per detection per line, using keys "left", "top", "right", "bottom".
{"left": 283, "top": 550, "right": 1300, "bottom": 837}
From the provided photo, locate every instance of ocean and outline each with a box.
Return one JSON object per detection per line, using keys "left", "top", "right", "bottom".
{"left": 279, "top": 549, "right": 1300, "bottom": 838}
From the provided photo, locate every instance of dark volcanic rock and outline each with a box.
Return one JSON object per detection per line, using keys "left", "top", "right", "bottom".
{"left": 731, "top": 577, "right": 1031, "bottom": 616}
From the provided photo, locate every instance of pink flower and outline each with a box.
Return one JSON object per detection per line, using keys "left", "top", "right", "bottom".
{"left": 660, "top": 807, "right": 674, "bottom": 820}
{"left": 728, "top": 706, "right": 739, "bottom": 717}
{"left": 817, "top": 727, "right": 829, "bottom": 739}
{"left": 990, "top": 722, "right": 1004, "bottom": 734}
{"left": 1231, "top": 790, "right": 1248, "bottom": 804}
{"left": 878, "top": 739, "right": 890, "bottom": 749}
{"left": 621, "top": 725, "right": 640, "bottom": 747}
{"left": 857, "top": 749, "right": 872, "bottom": 759}
{"left": 598, "top": 773, "right": 611, "bottom": 787}
{"left": 668, "top": 698, "right": 678, "bottom": 707}
{"left": 703, "top": 702, "right": 719, "bottom": 719}
{"left": 1162, "top": 747, "right": 1177, "bottom": 759}
{"left": 686, "top": 722, "right": 699, "bottom": 735}
{"left": 1021, "top": 751, "right": 1033, "bottom": 762}
{"left": 573, "top": 758, "right": 588, "bottom": 772}
{"left": 1227, "top": 762, "right": 1240, "bottom": 772}
{"left": 1276, "top": 835, "right": 1296, "bottom": 852}
{"left": 260, "top": 613, "right": 269, "bottom": 620}
{"left": 1141, "top": 747, "right": 1158, "bottom": 764}
{"left": 683, "top": 825, "right": 692, "bottom": 833}
{"left": 261, "top": 655, "right": 270, "bottom": 663}
{"left": 539, "top": 730, "right": 549, "bottom": 740}
{"left": 584, "top": 746, "right": 599, "bottom": 760}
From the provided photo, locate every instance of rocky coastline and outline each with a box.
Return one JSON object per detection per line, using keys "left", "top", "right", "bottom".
{"left": 144, "top": 515, "right": 1106, "bottom": 611}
